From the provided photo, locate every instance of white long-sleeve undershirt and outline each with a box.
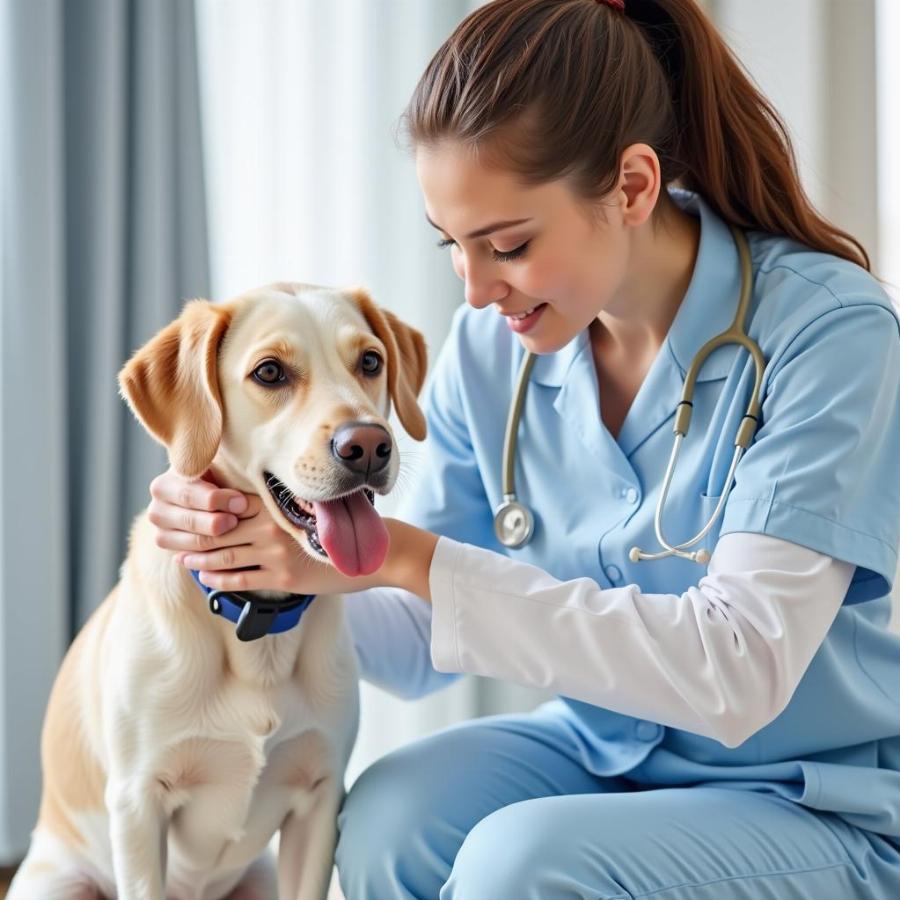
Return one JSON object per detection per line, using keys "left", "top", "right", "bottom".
{"left": 345, "top": 532, "right": 854, "bottom": 746}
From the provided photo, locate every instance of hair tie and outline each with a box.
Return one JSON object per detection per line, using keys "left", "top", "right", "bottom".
{"left": 595, "top": 0, "right": 626, "bottom": 12}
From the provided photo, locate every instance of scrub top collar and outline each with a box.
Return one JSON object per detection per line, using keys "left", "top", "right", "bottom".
{"left": 530, "top": 329, "right": 588, "bottom": 387}
{"left": 529, "top": 189, "right": 744, "bottom": 389}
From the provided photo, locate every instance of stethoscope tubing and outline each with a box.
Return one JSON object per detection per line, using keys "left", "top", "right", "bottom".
{"left": 493, "top": 225, "right": 767, "bottom": 564}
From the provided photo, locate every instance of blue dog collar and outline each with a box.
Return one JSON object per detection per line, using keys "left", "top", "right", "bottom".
{"left": 189, "top": 569, "right": 316, "bottom": 642}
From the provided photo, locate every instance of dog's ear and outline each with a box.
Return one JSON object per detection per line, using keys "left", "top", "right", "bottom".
{"left": 118, "top": 300, "right": 233, "bottom": 477}
{"left": 348, "top": 289, "right": 428, "bottom": 441}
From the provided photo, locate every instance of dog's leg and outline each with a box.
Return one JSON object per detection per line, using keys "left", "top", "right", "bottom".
{"left": 277, "top": 782, "right": 343, "bottom": 900}
{"left": 7, "top": 871, "right": 101, "bottom": 900}
{"left": 7, "top": 844, "right": 103, "bottom": 900}
{"left": 7, "top": 828, "right": 108, "bottom": 900}
{"left": 105, "top": 779, "right": 167, "bottom": 900}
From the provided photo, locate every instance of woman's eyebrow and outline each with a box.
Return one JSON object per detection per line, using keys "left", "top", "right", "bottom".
{"left": 425, "top": 214, "right": 532, "bottom": 239}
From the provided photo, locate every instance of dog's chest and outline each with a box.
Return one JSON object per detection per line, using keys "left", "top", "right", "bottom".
{"left": 157, "top": 678, "right": 334, "bottom": 872}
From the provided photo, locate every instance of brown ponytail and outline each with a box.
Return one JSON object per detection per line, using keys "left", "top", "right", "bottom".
{"left": 401, "top": 0, "right": 870, "bottom": 271}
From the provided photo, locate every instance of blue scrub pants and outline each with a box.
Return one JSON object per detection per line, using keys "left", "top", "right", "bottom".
{"left": 336, "top": 710, "right": 900, "bottom": 899}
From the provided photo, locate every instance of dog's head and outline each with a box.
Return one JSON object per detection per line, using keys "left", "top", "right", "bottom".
{"left": 118, "top": 283, "right": 427, "bottom": 577}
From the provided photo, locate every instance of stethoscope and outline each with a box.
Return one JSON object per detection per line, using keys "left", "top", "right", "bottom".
{"left": 493, "top": 225, "right": 766, "bottom": 565}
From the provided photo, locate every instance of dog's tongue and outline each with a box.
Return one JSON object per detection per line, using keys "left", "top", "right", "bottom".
{"left": 312, "top": 492, "right": 389, "bottom": 577}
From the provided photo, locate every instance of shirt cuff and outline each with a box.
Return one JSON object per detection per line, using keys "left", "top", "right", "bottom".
{"left": 428, "top": 534, "right": 466, "bottom": 673}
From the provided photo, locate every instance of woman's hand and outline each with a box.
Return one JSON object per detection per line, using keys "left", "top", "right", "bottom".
{"left": 147, "top": 467, "right": 390, "bottom": 596}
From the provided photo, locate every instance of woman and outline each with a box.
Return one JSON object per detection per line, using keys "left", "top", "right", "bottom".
{"left": 149, "top": 0, "right": 900, "bottom": 896}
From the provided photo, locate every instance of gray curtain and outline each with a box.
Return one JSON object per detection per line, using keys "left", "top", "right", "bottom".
{"left": 0, "top": 0, "right": 208, "bottom": 863}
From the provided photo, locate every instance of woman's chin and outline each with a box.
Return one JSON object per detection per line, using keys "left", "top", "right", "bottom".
{"left": 518, "top": 326, "right": 577, "bottom": 356}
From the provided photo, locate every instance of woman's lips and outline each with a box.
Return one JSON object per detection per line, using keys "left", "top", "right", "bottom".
{"left": 505, "top": 302, "right": 547, "bottom": 334}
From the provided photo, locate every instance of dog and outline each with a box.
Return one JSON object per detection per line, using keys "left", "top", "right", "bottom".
{"left": 8, "top": 283, "right": 428, "bottom": 900}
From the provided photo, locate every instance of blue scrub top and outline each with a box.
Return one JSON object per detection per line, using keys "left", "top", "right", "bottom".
{"left": 397, "top": 189, "right": 900, "bottom": 838}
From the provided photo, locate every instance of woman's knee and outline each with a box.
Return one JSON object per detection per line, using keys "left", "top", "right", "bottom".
{"left": 336, "top": 741, "right": 461, "bottom": 899}
{"left": 337, "top": 714, "right": 586, "bottom": 899}
{"left": 441, "top": 799, "right": 606, "bottom": 900}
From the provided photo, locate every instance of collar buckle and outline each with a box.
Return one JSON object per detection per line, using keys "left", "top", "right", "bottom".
{"left": 190, "top": 569, "right": 315, "bottom": 641}
{"left": 210, "top": 591, "right": 280, "bottom": 642}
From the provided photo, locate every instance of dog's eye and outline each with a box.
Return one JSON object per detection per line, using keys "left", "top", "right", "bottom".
{"left": 252, "top": 360, "right": 286, "bottom": 386}
{"left": 361, "top": 350, "right": 383, "bottom": 376}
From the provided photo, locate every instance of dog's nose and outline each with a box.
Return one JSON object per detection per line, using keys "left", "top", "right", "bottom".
{"left": 331, "top": 422, "right": 392, "bottom": 476}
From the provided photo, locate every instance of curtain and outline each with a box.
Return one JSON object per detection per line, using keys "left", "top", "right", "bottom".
{"left": 0, "top": 0, "right": 209, "bottom": 863}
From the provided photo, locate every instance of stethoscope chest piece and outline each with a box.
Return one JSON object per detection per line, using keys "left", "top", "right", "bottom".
{"left": 494, "top": 497, "right": 535, "bottom": 548}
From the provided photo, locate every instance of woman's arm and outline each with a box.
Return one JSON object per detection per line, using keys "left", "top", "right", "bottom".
{"left": 380, "top": 520, "right": 440, "bottom": 601}
{"left": 382, "top": 526, "right": 855, "bottom": 747}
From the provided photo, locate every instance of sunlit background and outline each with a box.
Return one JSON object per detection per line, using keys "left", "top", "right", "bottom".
{"left": 1, "top": 0, "right": 897, "bottom": 880}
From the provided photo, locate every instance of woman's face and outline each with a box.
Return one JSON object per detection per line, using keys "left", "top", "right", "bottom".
{"left": 416, "top": 140, "right": 631, "bottom": 355}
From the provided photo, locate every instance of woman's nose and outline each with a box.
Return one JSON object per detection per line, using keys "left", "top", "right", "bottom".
{"left": 457, "top": 255, "right": 507, "bottom": 310}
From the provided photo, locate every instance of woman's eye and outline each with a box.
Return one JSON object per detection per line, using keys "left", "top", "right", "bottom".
{"left": 491, "top": 241, "right": 530, "bottom": 262}
{"left": 435, "top": 237, "right": 530, "bottom": 263}
{"left": 252, "top": 360, "right": 286, "bottom": 386}
{"left": 361, "top": 350, "right": 383, "bottom": 375}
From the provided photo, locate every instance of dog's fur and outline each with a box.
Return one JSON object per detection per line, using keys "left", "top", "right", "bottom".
{"left": 9, "top": 284, "right": 427, "bottom": 900}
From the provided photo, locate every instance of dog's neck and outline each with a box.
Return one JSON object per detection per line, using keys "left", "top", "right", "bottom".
{"left": 221, "top": 620, "right": 308, "bottom": 688}
{"left": 206, "top": 458, "right": 257, "bottom": 497}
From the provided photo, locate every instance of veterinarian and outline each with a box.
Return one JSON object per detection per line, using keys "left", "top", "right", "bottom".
{"left": 148, "top": 0, "right": 900, "bottom": 896}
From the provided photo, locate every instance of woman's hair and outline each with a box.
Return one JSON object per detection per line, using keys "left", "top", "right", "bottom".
{"left": 401, "top": 0, "right": 870, "bottom": 271}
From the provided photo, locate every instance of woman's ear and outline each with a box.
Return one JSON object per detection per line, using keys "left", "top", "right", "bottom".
{"left": 348, "top": 288, "right": 428, "bottom": 441}
{"left": 118, "top": 300, "right": 233, "bottom": 476}
{"left": 618, "top": 142, "right": 662, "bottom": 228}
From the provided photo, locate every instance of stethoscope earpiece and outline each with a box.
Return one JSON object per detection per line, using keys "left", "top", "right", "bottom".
{"left": 630, "top": 545, "right": 712, "bottom": 565}
{"left": 493, "top": 226, "right": 766, "bottom": 566}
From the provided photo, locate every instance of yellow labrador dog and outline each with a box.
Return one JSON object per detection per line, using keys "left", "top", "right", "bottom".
{"left": 9, "top": 284, "right": 427, "bottom": 900}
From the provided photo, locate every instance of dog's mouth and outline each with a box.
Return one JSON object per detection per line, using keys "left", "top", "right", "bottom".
{"left": 263, "top": 472, "right": 384, "bottom": 577}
